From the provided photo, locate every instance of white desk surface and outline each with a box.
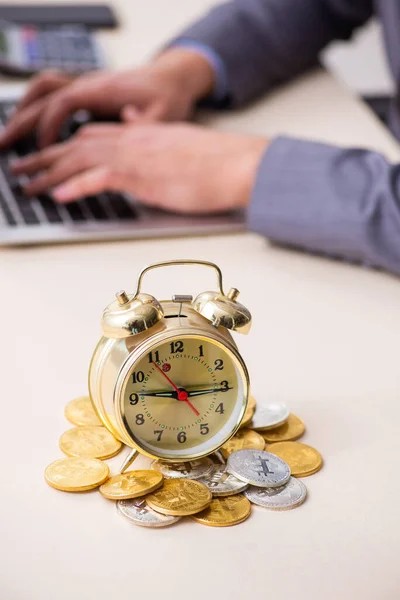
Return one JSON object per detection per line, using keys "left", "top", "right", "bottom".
{"left": 2, "top": 2, "right": 400, "bottom": 600}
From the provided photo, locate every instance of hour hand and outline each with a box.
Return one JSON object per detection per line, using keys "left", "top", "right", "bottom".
{"left": 139, "top": 391, "right": 177, "bottom": 398}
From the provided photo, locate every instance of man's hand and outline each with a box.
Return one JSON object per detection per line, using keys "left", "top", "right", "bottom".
{"left": 11, "top": 123, "right": 268, "bottom": 213}
{"left": 0, "top": 48, "right": 215, "bottom": 149}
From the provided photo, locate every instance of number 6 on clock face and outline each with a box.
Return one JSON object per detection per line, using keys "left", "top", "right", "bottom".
{"left": 118, "top": 335, "right": 247, "bottom": 460}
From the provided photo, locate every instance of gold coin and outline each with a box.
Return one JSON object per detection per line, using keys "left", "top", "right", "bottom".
{"left": 45, "top": 457, "right": 109, "bottom": 492}
{"left": 247, "top": 395, "right": 256, "bottom": 411}
{"left": 221, "top": 429, "right": 265, "bottom": 458}
{"left": 267, "top": 441, "right": 323, "bottom": 477}
{"left": 59, "top": 426, "right": 122, "bottom": 459}
{"left": 64, "top": 396, "right": 102, "bottom": 427}
{"left": 239, "top": 404, "right": 255, "bottom": 429}
{"left": 262, "top": 414, "right": 305, "bottom": 443}
{"left": 99, "top": 469, "right": 163, "bottom": 500}
{"left": 146, "top": 478, "right": 212, "bottom": 516}
{"left": 191, "top": 494, "right": 251, "bottom": 527}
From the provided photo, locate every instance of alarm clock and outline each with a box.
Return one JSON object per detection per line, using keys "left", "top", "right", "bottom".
{"left": 89, "top": 260, "right": 251, "bottom": 465}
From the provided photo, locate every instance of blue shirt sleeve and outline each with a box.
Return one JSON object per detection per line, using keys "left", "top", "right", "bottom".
{"left": 171, "top": 39, "right": 230, "bottom": 103}
{"left": 249, "top": 136, "right": 400, "bottom": 275}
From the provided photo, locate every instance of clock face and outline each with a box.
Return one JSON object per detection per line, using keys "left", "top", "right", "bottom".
{"left": 120, "top": 335, "right": 247, "bottom": 460}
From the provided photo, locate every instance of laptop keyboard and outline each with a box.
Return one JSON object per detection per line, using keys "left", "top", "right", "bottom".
{"left": 0, "top": 101, "right": 138, "bottom": 228}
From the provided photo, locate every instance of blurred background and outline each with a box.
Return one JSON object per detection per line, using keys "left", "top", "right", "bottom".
{"left": 323, "top": 18, "right": 393, "bottom": 95}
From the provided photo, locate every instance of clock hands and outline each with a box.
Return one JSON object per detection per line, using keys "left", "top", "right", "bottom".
{"left": 137, "top": 385, "right": 233, "bottom": 399}
{"left": 152, "top": 362, "right": 200, "bottom": 417}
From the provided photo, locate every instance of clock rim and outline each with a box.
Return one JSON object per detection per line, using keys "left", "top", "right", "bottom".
{"left": 114, "top": 330, "right": 249, "bottom": 462}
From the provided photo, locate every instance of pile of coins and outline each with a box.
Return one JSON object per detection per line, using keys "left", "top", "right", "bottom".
{"left": 45, "top": 395, "right": 323, "bottom": 527}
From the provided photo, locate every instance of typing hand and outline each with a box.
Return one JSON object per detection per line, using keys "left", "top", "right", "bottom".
{"left": 11, "top": 122, "right": 268, "bottom": 213}
{"left": 0, "top": 48, "right": 215, "bottom": 150}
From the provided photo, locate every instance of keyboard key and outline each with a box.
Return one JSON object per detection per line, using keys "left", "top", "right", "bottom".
{"left": 107, "top": 194, "right": 137, "bottom": 220}
{"left": 37, "top": 195, "right": 63, "bottom": 224}
{"left": 65, "top": 202, "right": 86, "bottom": 222}
{"left": 14, "top": 193, "right": 40, "bottom": 225}
{"left": 0, "top": 191, "right": 17, "bottom": 225}
{"left": 84, "top": 196, "right": 108, "bottom": 220}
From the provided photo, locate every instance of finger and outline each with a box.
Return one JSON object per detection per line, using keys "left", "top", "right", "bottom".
{"left": 74, "top": 123, "right": 126, "bottom": 138}
{"left": 121, "top": 102, "right": 166, "bottom": 125}
{"left": 121, "top": 105, "right": 142, "bottom": 123}
{"left": 36, "top": 85, "right": 124, "bottom": 148}
{"left": 53, "top": 166, "right": 112, "bottom": 203}
{"left": 36, "top": 90, "right": 82, "bottom": 148}
{"left": 10, "top": 143, "right": 71, "bottom": 175}
{"left": 0, "top": 99, "right": 45, "bottom": 148}
{"left": 16, "top": 71, "right": 72, "bottom": 111}
{"left": 143, "top": 101, "right": 167, "bottom": 122}
{"left": 23, "top": 154, "right": 90, "bottom": 196}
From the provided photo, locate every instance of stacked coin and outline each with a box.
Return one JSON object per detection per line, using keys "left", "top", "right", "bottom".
{"left": 45, "top": 394, "right": 323, "bottom": 526}
{"left": 45, "top": 396, "right": 123, "bottom": 493}
{"left": 226, "top": 397, "right": 323, "bottom": 511}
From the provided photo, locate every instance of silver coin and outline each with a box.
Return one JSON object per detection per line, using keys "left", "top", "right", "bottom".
{"left": 227, "top": 449, "right": 291, "bottom": 488}
{"left": 198, "top": 464, "right": 248, "bottom": 497}
{"left": 117, "top": 498, "right": 180, "bottom": 528}
{"left": 244, "top": 477, "right": 307, "bottom": 510}
{"left": 250, "top": 402, "right": 289, "bottom": 430}
{"left": 151, "top": 457, "right": 214, "bottom": 480}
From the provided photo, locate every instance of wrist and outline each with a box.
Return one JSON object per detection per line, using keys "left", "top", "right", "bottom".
{"left": 235, "top": 137, "right": 269, "bottom": 209}
{"left": 151, "top": 47, "right": 215, "bottom": 103}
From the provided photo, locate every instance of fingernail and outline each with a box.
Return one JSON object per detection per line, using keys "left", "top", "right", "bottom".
{"left": 53, "top": 185, "right": 71, "bottom": 202}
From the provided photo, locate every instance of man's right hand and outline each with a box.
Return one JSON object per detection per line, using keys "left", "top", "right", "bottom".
{"left": 0, "top": 47, "right": 215, "bottom": 149}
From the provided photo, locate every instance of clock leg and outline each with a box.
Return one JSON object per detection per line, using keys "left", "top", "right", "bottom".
{"left": 119, "top": 448, "right": 139, "bottom": 473}
{"left": 213, "top": 450, "right": 226, "bottom": 465}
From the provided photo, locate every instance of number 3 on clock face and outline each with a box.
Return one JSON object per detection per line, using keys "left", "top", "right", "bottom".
{"left": 118, "top": 335, "right": 248, "bottom": 460}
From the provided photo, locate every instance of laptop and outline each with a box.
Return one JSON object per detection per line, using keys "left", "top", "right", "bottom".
{"left": 0, "top": 89, "right": 245, "bottom": 247}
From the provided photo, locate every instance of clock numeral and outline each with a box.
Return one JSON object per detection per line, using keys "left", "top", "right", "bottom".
{"left": 220, "top": 380, "right": 230, "bottom": 392}
{"left": 200, "top": 423, "right": 209, "bottom": 435}
{"left": 154, "top": 430, "right": 163, "bottom": 442}
{"left": 129, "top": 393, "right": 139, "bottom": 405}
{"left": 132, "top": 371, "right": 144, "bottom": 384}
{"left": 148, "top": 350, "right": 160, "bottom": 363}
{"left": 170, "top": 340, "right": 184, "bottom": 354}
{"left": 199, "top": 344, "right": 204, "bottom": 357}
{"left": 215, "top": 403, "right": 225, "bottom": 414}
{"left": 214, "top": 359, "right": 224, "bottom": 371}
{"left": 177, "top": 431, "right": 187, "bottom": 443}
{"left": 135, "top": 414, "right": 145, "bottom": 426}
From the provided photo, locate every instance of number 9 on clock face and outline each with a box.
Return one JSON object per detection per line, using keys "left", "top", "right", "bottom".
{"left": 118, "top": 336, "right": 248, "bottom": 460}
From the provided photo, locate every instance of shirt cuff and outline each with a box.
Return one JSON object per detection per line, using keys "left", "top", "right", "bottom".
{"left": 170, "top": 39, "right": 230, "bottom": 104}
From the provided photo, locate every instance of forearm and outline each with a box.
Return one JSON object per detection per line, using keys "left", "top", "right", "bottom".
{"left": 173, "top": 0, "right": 373, "bottom": 106}
{"left": 249, "top": 137, "right": 400, "bottom": 275}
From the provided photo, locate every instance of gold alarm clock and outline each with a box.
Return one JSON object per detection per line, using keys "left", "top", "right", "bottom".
{"left": 89, "top": 260, "right": 251, "bottom": 468}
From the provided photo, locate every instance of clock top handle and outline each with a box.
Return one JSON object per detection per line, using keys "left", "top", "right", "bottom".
{"left": 133, "top": 260, "right": 225, "bottom": 299}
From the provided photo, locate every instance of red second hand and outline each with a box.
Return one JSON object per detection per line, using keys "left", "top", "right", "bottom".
{"left": 153, "top": 362, "right": 200, "bottom": 416}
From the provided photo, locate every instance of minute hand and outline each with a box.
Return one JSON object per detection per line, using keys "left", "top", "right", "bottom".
{"left": 187, "top": 386, "right": 233, "bottom": 398}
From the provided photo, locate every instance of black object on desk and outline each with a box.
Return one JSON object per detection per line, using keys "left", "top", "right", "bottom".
{"left": 0, "top": 4, "right": 117, "bottom": 28}
{"left": 0, "top": 21, "right": 104, "bottom": 76}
